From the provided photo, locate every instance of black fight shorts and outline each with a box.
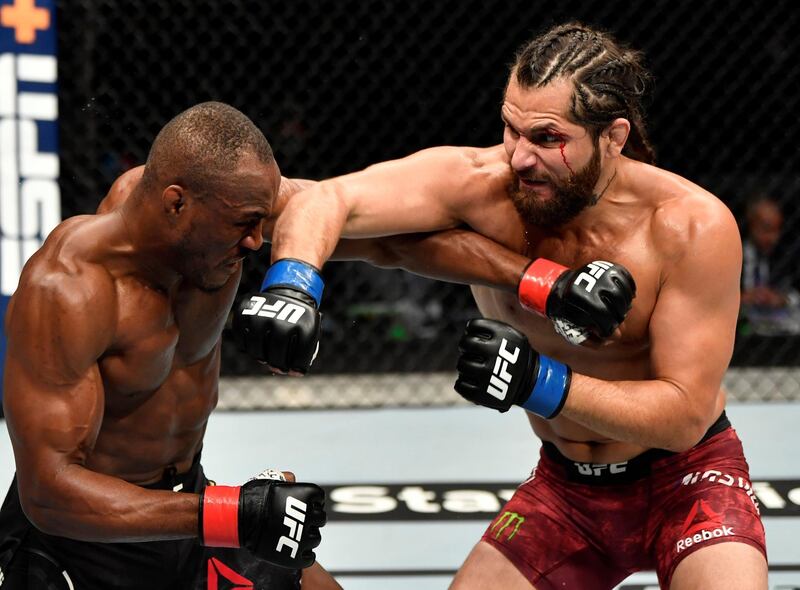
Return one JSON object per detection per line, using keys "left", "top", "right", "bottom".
{"left": 0, "top": 457, "right": 300, "bottom": 590}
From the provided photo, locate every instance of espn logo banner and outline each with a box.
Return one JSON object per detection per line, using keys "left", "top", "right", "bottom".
{"left": 0, "top": 0, "right": 60, "bottom": 399}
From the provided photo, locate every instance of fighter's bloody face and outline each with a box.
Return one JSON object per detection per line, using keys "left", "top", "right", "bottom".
{"left": 176, "top": 156, "right": 280, "bottom": 291}
{"left": 502, "top": 77, "right": 603, "bottom": 227}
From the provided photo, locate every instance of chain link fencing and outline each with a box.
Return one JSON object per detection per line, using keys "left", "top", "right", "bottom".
{"left": 57, "top": 0, "right": 800, "bottom": 406}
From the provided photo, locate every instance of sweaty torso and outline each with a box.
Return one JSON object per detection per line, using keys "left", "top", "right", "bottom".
{"left": 79, "top": 168, "right": 305, "bottom": 483}
{"left": 33, "top": 172, "right": 243, "bottom": 484}
{"left": 457, "top": 145, "right": 725, "bottom": 463}
{"left": 88, "top": 262, "right": 240, "bottom": 484}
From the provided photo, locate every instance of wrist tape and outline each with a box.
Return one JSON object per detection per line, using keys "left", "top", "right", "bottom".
{"left": 518, "top": 258, "right": 568, "bottom": 315}
{"left": 520, "top": 354, "right": 571, "bottom": 419}
{"left": 262, "top": 258, "right": 324, "bottom": 306}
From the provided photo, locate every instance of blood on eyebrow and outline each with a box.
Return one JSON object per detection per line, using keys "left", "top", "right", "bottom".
{"left": 550, "top": 131, "right": 576, "bottom": 176}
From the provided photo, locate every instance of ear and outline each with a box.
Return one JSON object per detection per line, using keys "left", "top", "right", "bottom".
{"left": 162, "top": 185, "right": 185, "bottom": 217}
{"left": 602, "top": 118, "right": 631, "bottom": 158}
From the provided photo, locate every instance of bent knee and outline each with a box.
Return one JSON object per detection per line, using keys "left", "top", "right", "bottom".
{"left": 669, "top": 541, "right": 767, "bottom": 590}
{"left": 450, "top": 542, "right": 535, "bottom": 590}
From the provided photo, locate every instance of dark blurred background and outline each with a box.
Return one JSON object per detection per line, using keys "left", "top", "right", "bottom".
{"left": 56, "top": 0, "right": 800, "bottom": 375}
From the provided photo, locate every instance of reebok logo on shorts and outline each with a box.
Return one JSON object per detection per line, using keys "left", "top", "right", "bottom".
{"left": 206, "top": 557, "right": 253, "bottom": 590}
{"left": 675, "top": 499, "right": 734, "bottom": 553}
{"left": 676, "top": 525, "right": 734, "bottom": 552}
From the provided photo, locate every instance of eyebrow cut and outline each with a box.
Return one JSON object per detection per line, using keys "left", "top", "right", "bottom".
{"left": 527, "top": 124, "right": 568, "bottom": 137}
{"left": 502, "top": 116, "right": 567, "bottom": 140}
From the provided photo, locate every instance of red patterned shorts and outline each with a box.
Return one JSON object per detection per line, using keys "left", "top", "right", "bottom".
{"left": 482, "top": 419, "right": 766, "bottom": 589}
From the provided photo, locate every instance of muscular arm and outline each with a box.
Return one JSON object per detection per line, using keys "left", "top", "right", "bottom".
{"left": 271, "top": 146, "right": 503, "bottom": 267}
{"left": 3, "top": 265, "right": 198, "bottom": 541}
{"left": 559, "top": 202, "right": 741, "bottom": 451}
{"left": 332, "top": 230, "right": 528, "bottom": 293}
{"left": 270, "top": 167, "right": 527, "bottom": 293}
{"left": 99, "top": 168, "right": 527, "bottom": 292}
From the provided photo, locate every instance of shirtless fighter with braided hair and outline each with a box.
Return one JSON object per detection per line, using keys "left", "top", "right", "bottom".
{"left": 252, "top": 22, "right": 767, "bottom": 590}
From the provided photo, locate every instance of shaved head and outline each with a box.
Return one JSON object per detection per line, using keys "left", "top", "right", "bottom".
{"left": 140, "top": 101, "right": 274, "bottom": 199}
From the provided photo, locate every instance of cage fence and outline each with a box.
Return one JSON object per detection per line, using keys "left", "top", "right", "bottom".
{"left": 54, "top": 0, "right": 800, "bottom": 404}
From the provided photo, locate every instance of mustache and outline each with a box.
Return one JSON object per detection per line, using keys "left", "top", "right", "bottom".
{"left": 515, "top": 172, "right": 551, "bottom": 183}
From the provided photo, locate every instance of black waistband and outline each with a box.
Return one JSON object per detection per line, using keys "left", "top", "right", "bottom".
{"left": 541, "top": 410, "right": 731, "bottom": 485}
{"left": 141, "top": 452, "right": 204, "bottom": 492}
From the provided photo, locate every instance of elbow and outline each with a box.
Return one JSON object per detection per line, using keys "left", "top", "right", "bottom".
{"left": 279, "top": 180, "right": 341, "bottom": 224}
{"left": 652, "top": 380, "right": 717, "bottom": 453}
{"left": 20, "top": 494, "right": 62, "bottom": 536}
{"left": 18, "top": 473, "right": 75, "bottom": 537}
{"left": 312, "top": 180, "right": 349, "bottom": 217}
{"left": 663, "top": 409, "right": 711, "bottom": 453}
{"left": 364, "top": 237, "right": 404, "bottom": 269}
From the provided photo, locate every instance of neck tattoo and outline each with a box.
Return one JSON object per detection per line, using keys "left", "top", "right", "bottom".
{"left": 591, "top": 168, "right": 617, "bottom": 206}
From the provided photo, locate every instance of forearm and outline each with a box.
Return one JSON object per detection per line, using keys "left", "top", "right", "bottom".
{"left": 271, "top": 181, "right": 349, "bottom": 268}
{"left": 560, "top": 373, "right": 713, "bottom": 452}
{"left": 25, "top": 463, "right": 199, "bottom": 542}
{"left": 333, "top": 229, "right": 529, "bottom": 293}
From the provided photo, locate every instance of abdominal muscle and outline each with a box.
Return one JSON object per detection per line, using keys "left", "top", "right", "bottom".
{"left": 472, "top": 285, "right": 665, "bottom": 464}
{"left": 529, "top": 414, "right": 651, "bottom": 464}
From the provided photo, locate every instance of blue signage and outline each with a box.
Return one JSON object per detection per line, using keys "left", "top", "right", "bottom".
{"left": 0, "top": 0, "right": 60, "bottom": 406}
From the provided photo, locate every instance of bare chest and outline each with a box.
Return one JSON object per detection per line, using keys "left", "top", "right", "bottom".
{"left": 471, "top": 218, "right": 659, "bottom": 377}
{"left": 99, "top": 272, "right": 240, "bottom": 398}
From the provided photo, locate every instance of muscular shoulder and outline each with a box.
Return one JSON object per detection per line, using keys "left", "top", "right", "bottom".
{"left": 97, "top": 166, "right": 144, "bottom": 213}
{"left": 645, "top": 167, "right": 740, "bottom": 271}
{"left": 403, "top": 144, "right": 510, "bottom": 191}
{"left": 421, "top": 144, "right": 509, "bottom": 172}
{"left": 9, "top": 224, "right": 117, "bottom": 381}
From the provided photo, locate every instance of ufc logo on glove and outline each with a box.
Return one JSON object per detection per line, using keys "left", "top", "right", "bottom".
{"left": 241, "top": 295, "right": 306, "bottom": 324}
{"left": 574, "top": 260, "right": 613, "bottom": 293}
{"left": 276, "top": 496, "right": 308, "bottom": 558}
{"left": 487, "top": 338, "right": 520, "bottom": 400}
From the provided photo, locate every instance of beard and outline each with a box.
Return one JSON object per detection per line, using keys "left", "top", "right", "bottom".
{"left": 176, "top": 237, "right": 240, "bottom": 293}
{"left": 191, "top": 258, "right": 242, "bottom": 292}
{"left": 194, "top": 271, "right": 235, "bottom": 293}
{"left": 509, "top": 143, "right": 602, "bottom": 227}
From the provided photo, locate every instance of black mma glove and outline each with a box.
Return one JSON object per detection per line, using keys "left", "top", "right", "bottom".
{"left": 455, "top": 318, "right": 571, "bottom": 418}
{"left": 517, "top": 258, "right": 636, "bottom": 344}
{"left": 200, "top": 469, "right": 326, "bottom": 569}
{"left": 232, "top": 259, "right": 323, "bottom": 373}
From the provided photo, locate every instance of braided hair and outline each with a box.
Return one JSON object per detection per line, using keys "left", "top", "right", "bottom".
{"left": 513, "top": 23, "right": 656, "bottom": 164}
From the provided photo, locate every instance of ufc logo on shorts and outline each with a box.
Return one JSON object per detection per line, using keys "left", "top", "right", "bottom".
{"left": 241, "top": 295, "right": 306, "bottom": 324}
{"left": 574, "top": 261, "right": 613, "bottom": 293}
{"left": 574, "top": 461, "right": 628, "bottom": 476}
{"left": 487, "top": 338, "right": 519, "bottom": 400}
{"left": 276, "top": 496, "right": 307, "bottom": 558}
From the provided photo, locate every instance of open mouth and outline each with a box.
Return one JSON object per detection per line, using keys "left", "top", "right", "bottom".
{"left": 520, "top": 178, "right": 550, "bottom": 188}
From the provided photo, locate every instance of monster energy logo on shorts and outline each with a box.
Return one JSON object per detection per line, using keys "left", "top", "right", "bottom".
{"left": 490, "top": 511, "right": 525, "bottom": 540}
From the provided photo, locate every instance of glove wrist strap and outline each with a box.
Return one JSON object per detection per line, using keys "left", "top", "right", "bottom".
{"left": 518, "top": 258, "right": 568, "bottom": 315}
{"left": 201, "top": 485, "right": 241, "bottom": 548}
{"left": 262, "top": 259, "right": 325, "bottom": 306}
{"left": 520, "top": 355, "right": 571, "bottom": 419}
